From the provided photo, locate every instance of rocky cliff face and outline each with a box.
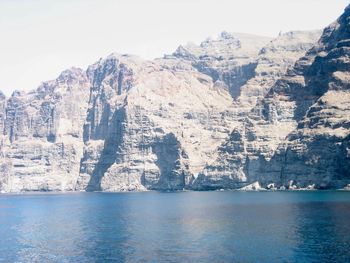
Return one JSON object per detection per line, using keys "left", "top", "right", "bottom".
{"left": 277, "top": 6, "right": 350, "bottom": 189}
{"left": 172, "top": 32, "right": 273, "bottom": 99}
{"left": 0, "top": 68, "right": 90, "bottom": 192}
{"left": 193, "top": 5, "right": 350, "bottom": 190}
{"left": 238, "top": 30, "right": 322, "bottom": 110}
{"left": 76, "top": 30, "right": 321, "bottom": 192}
{"left": 0, "top": 5, "right": 349, "bottom": 192}
{"left": 76, "top": 54, "right": 238, "bottom": 191}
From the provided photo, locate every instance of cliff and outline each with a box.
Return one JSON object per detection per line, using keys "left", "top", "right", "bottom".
{"left": 193, "top": 5, "right": 350, "bottom": 190}
{"left": 1, "top": 5, "right": 349, "bottom": 192}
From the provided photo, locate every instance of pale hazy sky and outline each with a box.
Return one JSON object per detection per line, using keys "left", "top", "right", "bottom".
{"left": 0, "top": 0, "right": 348, "bottom": 95}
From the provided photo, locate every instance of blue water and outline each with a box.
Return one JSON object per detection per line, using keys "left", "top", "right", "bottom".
{"left": 0, "top": 191, "right": 350, "bottom": 263}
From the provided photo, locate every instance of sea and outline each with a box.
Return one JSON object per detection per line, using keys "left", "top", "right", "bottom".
{"left": 0, "top": 191, "right": 350, "bottom": 262}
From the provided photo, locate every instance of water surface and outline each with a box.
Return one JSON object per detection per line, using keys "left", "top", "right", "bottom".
{"left": 0, "top": 191, "right": 350, "bottom": 262}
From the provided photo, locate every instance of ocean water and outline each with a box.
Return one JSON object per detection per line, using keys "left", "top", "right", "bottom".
{"left": 0, "top": 191, "right": 350, "bottom": 263}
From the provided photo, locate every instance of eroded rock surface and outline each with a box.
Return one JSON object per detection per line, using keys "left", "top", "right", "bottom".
{"left": 194, "top": 5, "right": 350, "bottom": 190}
{"left": 76, "top": 54, "right": 238, "bottom": 191}
{"left": 0, "top": 68, "right": 90, "bottom": 192}
{"left": 0, "top": 5, "right": 349, "bottom": 192}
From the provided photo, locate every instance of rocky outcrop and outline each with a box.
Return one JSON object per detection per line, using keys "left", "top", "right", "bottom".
{"left": 238, "top": 30, "right": 322, "bottom": 109}
{"left": 76, "top": 54, "right": 238, "bottom": 191}
{"left": 0, "top": 4, "right": 349, "bottom": 192}
{"left": 193, "top": 4, "right": 350, "bottom": 190}
{"left": 172, "top": 32, "right": 273, "bottom": 99}
{"left": 0, "top": 68, "right": 90, "bottom": 192}
{"left": 279, "top": 16, "right": 350, "bottom": 188}
{"left": 75, "top": 30, "right": 320, "bottom": 192}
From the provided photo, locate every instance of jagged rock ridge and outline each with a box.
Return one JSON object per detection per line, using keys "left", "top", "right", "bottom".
{"left": 1, "top": 4, "right": 349, "bottom": 192}
{"left": 193, "top": 4, "right": 350, "bottom": 190}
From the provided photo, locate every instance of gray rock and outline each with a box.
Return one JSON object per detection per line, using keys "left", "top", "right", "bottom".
{"left": 0, "top": 68, "right": 90, "bottom": 192}
{"left": 193, "top": 4, "right": 350, "bottom": 190}
{"left": 1, "top": 5, "right": 349, "bottom": 192}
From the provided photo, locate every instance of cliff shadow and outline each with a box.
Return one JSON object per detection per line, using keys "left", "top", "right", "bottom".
{"left": 148, "top": 133, "right": 185, "bottom": 190}
{"left": 193, "top": 61, "right": 257, "bottom": 100}
{"left": 223, "top": 62, "right": 258, "bottom": 99}
{"left": 86, "top": 107, "right": 126, "bottom": 191}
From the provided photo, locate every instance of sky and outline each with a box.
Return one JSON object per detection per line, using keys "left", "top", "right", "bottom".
{"left": 0, "top": 0, "right": 348, "bottom": 95}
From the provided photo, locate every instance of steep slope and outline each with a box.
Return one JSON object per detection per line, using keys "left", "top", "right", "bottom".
{"left": 238, "top": 30, "right": 321, "bottom": 109}
{"left": 172, "top": 32, "right": 272, "bottom": 99}
{"left": 76, "top": 31, "right": 320, "bottom": 192}
{"left": 0, "top": 68, "right": 90, "bottom": 192}
{"left": 0, "top": 25, "right": 334, "bottom": 192}
{"left": 172, "top": 30, "right": 320, "bottom": 111}
{"left": 76, "top": 54, "right": 238, "bottom": 191}
{"left": 278, "top": 6, "right": 350, "bottom": 188}
{"left": 193, "top": 5, "right": 350, "bottom": 190}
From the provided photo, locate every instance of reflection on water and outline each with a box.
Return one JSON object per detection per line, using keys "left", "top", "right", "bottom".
{"left": 0, "top": 191, "right": 350, "bottom": 262}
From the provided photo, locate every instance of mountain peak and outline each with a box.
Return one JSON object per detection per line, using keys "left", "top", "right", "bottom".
{"left": 219, "top": 31, "right": 235, "bottom": 40}
{"left": 173, "top": 31, "right": 272, "bottom": 60}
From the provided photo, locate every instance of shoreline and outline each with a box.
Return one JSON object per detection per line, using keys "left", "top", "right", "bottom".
{"left": 1, "top": 188, "right": 350, "bottom": 195}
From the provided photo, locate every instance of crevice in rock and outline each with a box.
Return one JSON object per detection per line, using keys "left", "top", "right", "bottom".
{"left": 149, "top": 133, "right": 184, "bottom": 190}
{"left": 86, "top": 107, "right": 126, "bottom": 191}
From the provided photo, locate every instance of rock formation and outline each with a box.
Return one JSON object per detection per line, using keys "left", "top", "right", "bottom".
{"left": 1, "top": 4, "right": 349, "bottom": 192}
{"left": 0, "top": 68, "right": 90, "bottom": 192}
{"left": 193, "top": 4, "right": 350, "bottom": 190}
{"left": 76, "top": 54, "right": 239, "bottom": 191}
